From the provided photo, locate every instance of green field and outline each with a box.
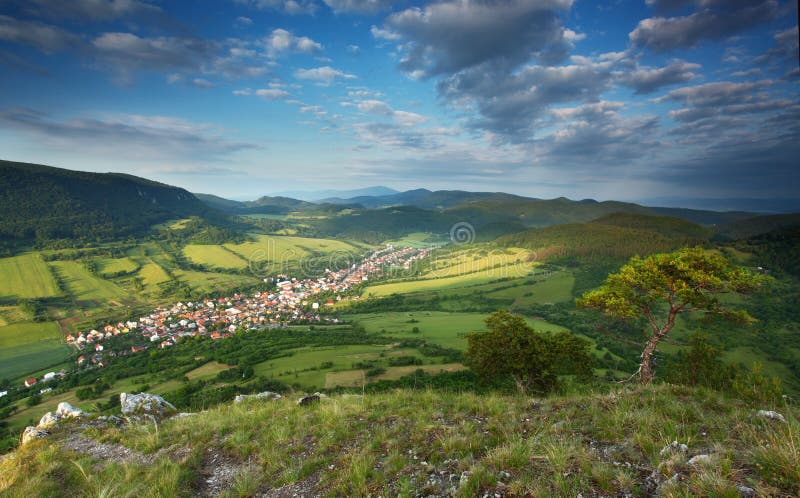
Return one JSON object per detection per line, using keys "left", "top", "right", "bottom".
{"left": 49, "top": 261, "right": 128, "bottom": 303}
{"left": 225, "top": 235, "right": 364, "bottom": 271}
{"left": 185, "top": 361, "right": 232, "bottom": 381}
{"left": 0, "top": 253, "right": 61, "bottom": 301}
{"left": 137, "top": 262, "right": 171, "bottom": 290}
{"left": 364, "top": 262, "right": 536, "bottom": 297}
{"left": 183, "top": 245, "right": 248, "bottom": 269}
{"left": 252, "top": 344, "right": 409, "bottom": 390}
{"left": 173, "top": 269, "right": 253, "bottom": 293}
{"left": 97, "top": 257, "right": 138, "bottom": 275}
{"left": 349, "top": 311, "right": 568, "bottom": 350}
{"left": 486, "top": 271, "right": 575, "bottom": 305}
{"left": 0, "top": 321, "right": 69, "bottom": 380}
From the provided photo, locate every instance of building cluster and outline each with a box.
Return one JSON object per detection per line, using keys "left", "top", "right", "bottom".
{"left": 62, "top": 245, "right": 430, "bottom": 368}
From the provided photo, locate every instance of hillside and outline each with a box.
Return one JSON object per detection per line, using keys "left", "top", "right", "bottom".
{"left": 321, "top": 189, "right": 533, "bottom": 209}
{"left": 2, "top": 385, "right": 796, "bottom": 496}
{"left": 589, "top": 212, "right": 714, "bottom": 240}
{"left": 495, "top": 222, "right": 700, "bottom": 260}
{"left": 0, "top": 160, "right": 221, "bottom": 241}
{"left": 716, "top": 213, "right": 800, "bottom": 241}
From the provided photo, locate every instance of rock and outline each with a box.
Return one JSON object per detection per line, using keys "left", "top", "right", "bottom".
{"left": 120, "top": 392, "right": 177, "bottom": 423}
{"left": 737, "top": 485, "right": 756, "bottom": 497}
{"left": 55, "top": 402, "right": 85, "bottom": 419}
{"left": 297, "top": 394, "right": 321, "bottom": 406}
{"left": 234, "top": 391, "right": 282, "bottom": 404}
{"left": 659, "top": 440, "right": 689, "bottom": 458}
{"left": 687, "top": 454, "right": 712, "bottom": 466}
{"left": 21, "top": 426, "right": 49, "bottom": 445}
{"left": 97, "top": 415, "right": 124, "bottom": 426}
{"left": 37, "top": 411, "right": 60, "bottom": 429}
{"left": 459, "top": 471, "right": 472, "bottom": 487}
{"left": 655, "top": 473, "right": 682, "bottom": 496}
{"left": 757, "top": 410, "right": 786, "bottom": 423}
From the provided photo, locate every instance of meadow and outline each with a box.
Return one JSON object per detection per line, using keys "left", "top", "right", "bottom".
{"left": 183, "top": 245, "right": 248, "bottom": 270}
{"left": 0, "top": 321, "right": 68, "bottom": 380}
{"left": 0, "top": 254, "right": 60, "bottom": 301}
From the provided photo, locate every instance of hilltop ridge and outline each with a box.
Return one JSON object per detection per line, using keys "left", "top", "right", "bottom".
{"left": 1, "top": 385, "right": 797, "bottom": 496}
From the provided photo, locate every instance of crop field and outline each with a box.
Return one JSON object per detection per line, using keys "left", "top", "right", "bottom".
{"left": 97, "top": 257, "right": 139, "bottom": 275}
{"left": 225, "top": 235, "right": 364, "bottom": 270}
{"left": 185, "top": 361, "right": 232, "bottom": 381}
{"left": 49, "top": 261, "right": 128, "bottom": 303}
{"left": 0, "top": 253, "right": 61, "bottom": 301}
{"left": 423, "top": 247, "right": 531, "bottom": 278}
{"left": 173, "top": 269, "right": 253, "bottom": 293}
{"left": 183, "top": 245, "right": 248, "bottom": 269}
{"left": 385, "top": 232, "right": 442, "bottom": 248}
{"left": 137, "top": 262, "right": 171, "bottom": 290}
{"left": 0, "top": 321, "right": 69, "bottom": 380}
{"left": 364, "top": 262, "right": 536, "bottom": 297}
{"left": 485, "top": 271, "right": 575, "bottom": 305}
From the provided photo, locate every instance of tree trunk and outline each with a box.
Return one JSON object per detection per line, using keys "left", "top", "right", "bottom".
{"left": 639, "top": 335, "right": 660, "bottom": 384}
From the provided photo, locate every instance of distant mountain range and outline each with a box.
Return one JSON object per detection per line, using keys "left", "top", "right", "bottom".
{"left": 3, "top": 160, "right": 800, "bottom": 245}
{"left": 271, "top": 186, "right": 399, "bottom": 202}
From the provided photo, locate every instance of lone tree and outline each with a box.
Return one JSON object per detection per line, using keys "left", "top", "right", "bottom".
{"left": 578, "top": 247, "right": 765, "bottom": 384}
{"left": 465, "top": 311, "right": 594, "bottom": 394}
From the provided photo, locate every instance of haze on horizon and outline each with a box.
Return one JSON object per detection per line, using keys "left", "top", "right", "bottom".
{"left": 0, "top": 0, "right": 798, "bottom": 208}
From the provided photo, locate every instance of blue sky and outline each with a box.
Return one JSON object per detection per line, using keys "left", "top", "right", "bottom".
{"left": 0, "top": 0, "right": 797, "bottom": 205}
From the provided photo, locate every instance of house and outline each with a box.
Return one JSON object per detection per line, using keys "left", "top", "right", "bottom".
{"left": 24, "top": 378, "right": 37, "bottom": 388}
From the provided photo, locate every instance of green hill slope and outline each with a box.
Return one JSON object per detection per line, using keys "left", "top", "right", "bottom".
{"left": 495, "top": 222, "right": 699, "bottom": 260}
{"left": 0, "top": 160, "right": 221, "bottom": 241}
{"left": 589, "top": 212, "right": 714, "bottom": 240}
{"left": 2, "top": 385, "right": 797, "bottom": 496}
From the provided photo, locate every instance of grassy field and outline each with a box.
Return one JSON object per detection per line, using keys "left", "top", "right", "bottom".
{"left": 349, "top": 311, "right": 568, "bottom": 350}
{"left": 0, "top": 321, "right": 69, "bottom": 380}
{"left": 486, "top": 271, "right": 575, "bottom": 305}
{"left": 183, "top": 245, "right": 248, "bottom": 270}
{"left": 49, "top": 261, "right": 128, "bottom": 303}
{"left": 424, "top": 247, "right": 531, "bottom": 278}
{"left": 137, "top": 262, "right": 171, "bottom": 291}
{"left": 97, "top": 257, "right": 138, "bottom": 276}
{"left": 252, "top": 344, "right": 404, "bottom": 390}
{"left": 173, "top": 269, "right": 253, "bottom": 294}
{"left": 363, "top": 262, "right": 537, "bottom": 297}
{"left": 185, "top": 361, "right": 232, "bottom": 381}
{"left": 225, "top": 235, "right": 364, "bottom": 272}
{"left": 385, "top": 232, "right": 442, "bottom": 248}
{"left": 6, "top": 385, "right": 797, "bottom": 496}
{"left": 0, "top": 254, "right": 61, "bottom": 301}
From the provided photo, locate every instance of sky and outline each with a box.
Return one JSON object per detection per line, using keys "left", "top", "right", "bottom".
{"left": 0, "top": 0, "right": 797, "bottom": 206}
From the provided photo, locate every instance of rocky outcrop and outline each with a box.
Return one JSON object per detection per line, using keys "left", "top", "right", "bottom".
{"left": 37, "top": 402, "right": 87, "bottom": 429}
{"left": 21, "top": 427, "right": 49, "bottom": 445}
{"left": 234, "top": 391, "right": 281, "bottom": 404}
{"left": 756, "top": 410, "right": 786, "bottom": 423}
{"left": 297, "top": 392, "right": 327, "bottom": 406}
{"left": 120, "top": 393, "right": 177, "bottom": 423}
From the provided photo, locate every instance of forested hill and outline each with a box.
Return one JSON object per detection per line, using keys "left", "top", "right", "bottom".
{"left": 495, "top": 214, "right": 713, "bottom": 260}
{"left": 0, "top": 160, "right": 220, "bottom": 242}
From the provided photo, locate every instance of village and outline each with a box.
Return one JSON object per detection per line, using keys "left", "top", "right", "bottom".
{"left": 51, "top": 245, "right": 432, "bottom": 374}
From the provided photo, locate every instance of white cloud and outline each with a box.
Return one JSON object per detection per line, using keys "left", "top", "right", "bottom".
{"left": 294, "top": 66, "right": 356, "bottom": 84}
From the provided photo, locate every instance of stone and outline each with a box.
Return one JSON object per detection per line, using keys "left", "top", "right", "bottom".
{"left": 756, "top": 410, "right": 786, "bottom": 423}
{"left": 737, "top": 485, "right": 756, "bottom": 497}
{"left": 21, "top": 426, "right": 49, "bottom": 445}
{"left": 55, "top": 402, "right": 85, "bottom": 419}
{"left": 297, "top": 394, "right": 321, "bottom": 406}
{"left": 37, "top": 412, "right": 60, "bottom": 429}
{"left": 120, "top": 392, "right": 177, "bottom": 423}
{"left": 234, "top": 391, "right": 282, "bottom": 404}
{"left": 687, "top": 454, "right": 712, "bottom": 466}
{"left": 659, "top": 440, "right": 689, "bottom": 458}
